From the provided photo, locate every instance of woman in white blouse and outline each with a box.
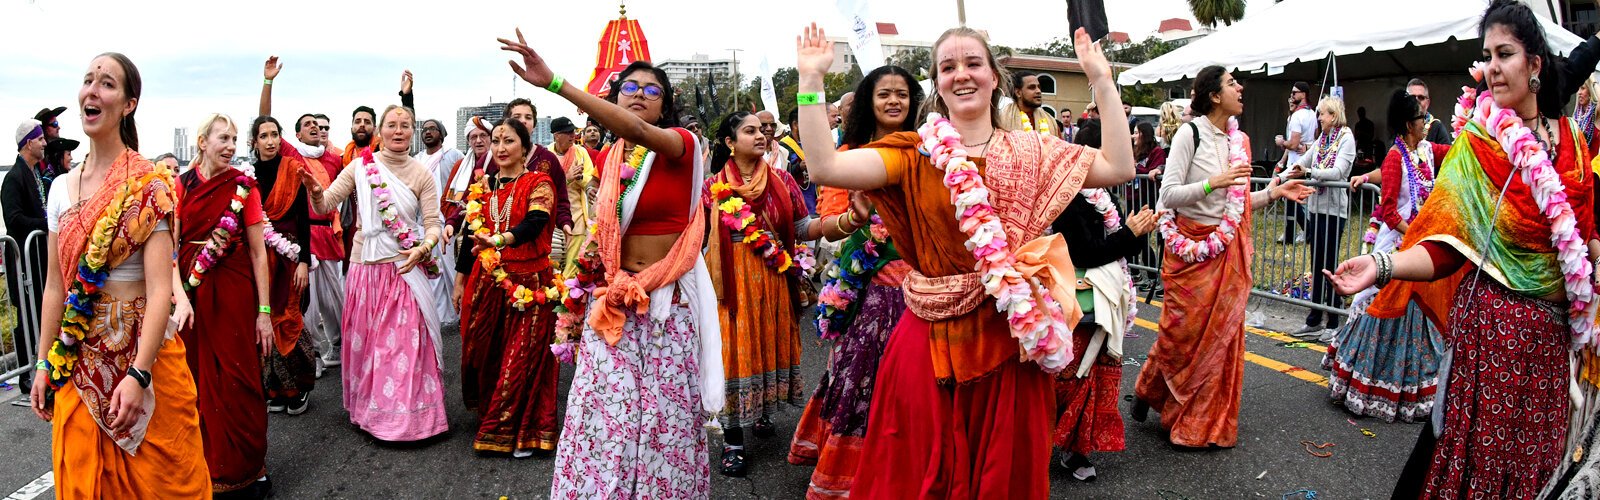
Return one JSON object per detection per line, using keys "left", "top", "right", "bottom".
{"left": 1287, "top": 97, "right": 1356, "bottom": 340}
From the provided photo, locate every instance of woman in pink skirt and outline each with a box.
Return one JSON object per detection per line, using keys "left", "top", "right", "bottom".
{"left": 303, "top": 104, "right": 448, "bottom": 442}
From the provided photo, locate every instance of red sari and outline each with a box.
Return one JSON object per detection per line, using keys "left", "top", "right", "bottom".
{"left": 176, "top": 167, "right": 269, "bottom": 492}
{"left": 459, "top": 171, "right": 562, "bottom": 453}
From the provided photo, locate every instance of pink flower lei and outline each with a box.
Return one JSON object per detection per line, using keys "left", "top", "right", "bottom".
{"left": 362, "top": 148, "right": 441, "bottom": 278}
{"left": 1155, "top": 120, "right": 1249, "bottom": 263}
{"left": 918, "top": 113, "right": 1074, "bottom": 372}
{"left": 240, "top": 167, "right": 302, "bottom": 260}
{"left": 1081, "top": 188, "right": 1137, "bottom": 332}
{"left": 1454, "top": 62, "right": 1597, "bottom": 347}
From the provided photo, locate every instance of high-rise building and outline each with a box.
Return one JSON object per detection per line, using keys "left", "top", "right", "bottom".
{"left": 532, "top": 116, "right": 553, "bottom": 147}
{"left": 658, "top": 54, "right": 735, "bottom": 88}
{"left": 454, "top": 102, "right": 508, "bottom": 153}
{"left": 173, "top": 127, "right": 192, "bottom": 163}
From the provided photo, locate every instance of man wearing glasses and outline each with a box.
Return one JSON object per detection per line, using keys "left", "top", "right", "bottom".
{"left": 32, "top": 107, "right": 65, "bottom": 141}
{"left": 1274, "top": 81, "right": 1317, "bottom": 244}
{"left": 1407, "top": 78, "right": 1454, "bottom": 146}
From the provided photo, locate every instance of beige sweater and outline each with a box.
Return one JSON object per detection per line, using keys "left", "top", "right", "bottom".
{"left": 313, "top": 148, "right": 443, "bottom": 263}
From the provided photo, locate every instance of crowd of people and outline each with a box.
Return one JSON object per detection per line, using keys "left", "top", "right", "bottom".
{"left": 15, "top": 1, "right": 1600, "bottom": 498}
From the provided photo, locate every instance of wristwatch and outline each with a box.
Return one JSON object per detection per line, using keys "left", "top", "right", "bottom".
{"left": 126, "top": 366, "right": 152, "bottom": 388}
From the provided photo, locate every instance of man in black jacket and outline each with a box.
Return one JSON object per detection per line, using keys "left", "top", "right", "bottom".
{"left": 6, "top": 119, "right": 48, "bottom": 395}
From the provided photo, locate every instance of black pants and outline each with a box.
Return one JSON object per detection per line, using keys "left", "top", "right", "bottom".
{"left": 1282, "top": 202, "right": 1308, "bottom": 242}
{"left": 1305, "top": 213, "right": 1346, "bottom": 328}
{"left": 7, "top": 237, "right": 45, "bottom": 393}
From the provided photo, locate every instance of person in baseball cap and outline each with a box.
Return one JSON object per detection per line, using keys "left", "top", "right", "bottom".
{"left": 33, "top": 107, "right": 67, "bottom": 141}
{"left": 6, "top": 118, "right": 48, "bottom": 395}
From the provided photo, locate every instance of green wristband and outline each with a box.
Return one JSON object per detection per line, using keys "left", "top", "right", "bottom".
{"left": 263, "top": 78, "right": 273, "bottom": 86}
{"left": 259, "top": 305, "right": 271, "bottom": 314}
{"left": 797, "top": 92, "right": 825, "bottom": 106}
{"left": 1203, "top": 179, "right": 1214, "bottom": 195}
{"left": 36, "top": 359, "right": 47, "bottom": 371}
{"left": 546, "top": 75, "right": 564, "bottom": 94}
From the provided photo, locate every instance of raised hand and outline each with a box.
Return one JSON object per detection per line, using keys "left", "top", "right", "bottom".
{"left": 264, "top": 56, "right": 282, "bottom": 80}
{"left": 401, "top": 70, "right": 414, "bottom": 94}
{"left": 1325, "top": 255, "right": 1378, "bottom": 295}
{"left": 499, "top": 28, "right": 555, "bottom": 89}
{"left": 1073, "top": 28, "right": 1111, "bottom": 84}
{"left": 795, "top": 23, "right": 835, "bottom": 80}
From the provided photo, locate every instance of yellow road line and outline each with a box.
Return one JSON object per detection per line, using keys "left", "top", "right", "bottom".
{"left": 1131, "top": 316, "right": 1330, "bottom": 388}
{"left": 1136, "top": 296, "right": 1327, "bottom": 354}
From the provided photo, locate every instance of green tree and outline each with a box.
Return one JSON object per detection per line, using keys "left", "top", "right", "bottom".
{"left": 1188, "top": 0, "right": 1246, "bottom": 28}
{"left": 887, "top": 48, "right": 933, "bottom": 80}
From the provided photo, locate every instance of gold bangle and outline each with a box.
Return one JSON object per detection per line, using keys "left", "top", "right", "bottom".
{"left": 833, "top": 214, "right": 849, "bottom": 235}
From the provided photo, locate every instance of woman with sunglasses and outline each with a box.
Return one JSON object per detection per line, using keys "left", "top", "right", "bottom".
{"left": 500, "top": 30, "right": 722, "bottom": 498}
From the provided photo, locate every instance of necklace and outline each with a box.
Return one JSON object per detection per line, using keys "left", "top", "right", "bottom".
{"left": 1155, "top": 121, "right": 1248, "bottom": 263}
{"left": 488, "top": 172, "right": 523, "bottom": 232}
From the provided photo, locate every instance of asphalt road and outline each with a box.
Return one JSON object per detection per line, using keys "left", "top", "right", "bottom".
{"left": 0, "top": 297, "right": 1417, "bottom": 499}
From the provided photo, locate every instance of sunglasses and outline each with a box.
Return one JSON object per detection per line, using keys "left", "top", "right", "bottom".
{"left": 47, "top": 121, "right": 59, "bottom": 128}
{"left": 319, "top": 126, "right": 331, "bottom": 131}
{"left": 619, "top": 81, "right": 664, "bottom": 101}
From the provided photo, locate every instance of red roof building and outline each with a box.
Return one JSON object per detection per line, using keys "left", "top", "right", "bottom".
{"left": 1158, "top": 18, "right": 1194, "bottom": 34}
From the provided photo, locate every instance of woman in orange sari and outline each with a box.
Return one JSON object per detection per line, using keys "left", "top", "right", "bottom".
{"left": 28, "top": 52, "right": 210, "bottom": 498}
{"left": 703, "top": 111, "right": 863, "bottom": 477}
{"left": 793, "top": 25, "right": 1133, "bottom": 498}
{"left": 1132, "top": 66, "right": 1313, "bottom": 449}
{"left": 249, "top": 114, "right": 316, "bottom": 416}
{"left": 175, "top": 113, "right": 276, "bottom": 498}
{"left": 453, "top": 118, "right": 562, "bottom": 457}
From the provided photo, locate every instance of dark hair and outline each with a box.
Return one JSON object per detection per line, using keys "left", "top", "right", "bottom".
{"left": 605, "top": 61, "right": 680, "bottom": 129}
{"left": 709, "top": 111, "right": 755, "bottom": 174}
{"left": 422, "top": 118, "right": 448, "bottom": 138}
{"left": 249, "top": 116, "right": 282, "bottom": 157}
{"left": 1190, "top": 65, "right": 1226, "bottom": 117}
{"left": 96, "top": 52, "right": 142, "bottom": 151}
{"left": 1133, "top": 121, "right": 1157, "bottom": 160}
{"left": 1386, "top": 88, "right": 1425, "bottom": 139}
{"left": 1073, "top": 119, "right": 1102, "bottom": 148}
{"left": 295, "top": 113, "right": 317, "bottom": 133}
{"left": 352, "top": 106, "right": 376, "bottom": 121}
{"left": 1011, "top": 70, "right": 1038, "bottom": 92}
{"left": 842, "top": 65, "right": 924, "bottom": 149}
{"left": 152, "top": 153, "right": 176, "bottom": 162}
{"left": 313, "top": 113, "right": 330, "bottom": 121}
{"left": 494, "top": 117, "right": 532, "bottom": 155}
{"left": 1481, "top": 0, "right": 1564, "bottom": 117}
{"left": 787, "top": 107, "right": 800, "bottom": 128}
{"left": 46, "top": 146, "right": 70, "bottom": 172}
{"left": 504, "top": 98, "right": 536, "bottom": 119}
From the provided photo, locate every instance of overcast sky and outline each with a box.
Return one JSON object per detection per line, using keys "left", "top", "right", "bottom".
{"left": 0, "top": 0, "right": 1277, "bottom": 160}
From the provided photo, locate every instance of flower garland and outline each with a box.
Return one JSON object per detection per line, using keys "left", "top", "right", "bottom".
{"left": 183, "top": 175, "right": 252, "bottom": 291}
{"left": 613, "top": 145, "right": 647, "bottom": 219}
{"left": 918, "top": 113, "right": 1073, "bottom": 372}
{"left": 239, "top": 167, "right": 304, "bottom": 260}
{"left": 709, "top": 181, "right": 810, "bottom": 275}
{"left": 1081, "top": 188, "right": 1137, "bottom": 333}
{"left": 815, "top": 214, "right": 897, "bottom": 339}
{"left": 45, "top": 166, "right": 165, "bottom": 388}
{"left": 363, "top": 149, "right": 441, "bottom": 278}
{"left": 463, "top": 180, "right": 565, "bottom": 311}
{"left": 1453, "top": 62, "right": 1597, "bottom": 347}
{"left": 1155, "top": 120, "right": 1249, "bottom": 263}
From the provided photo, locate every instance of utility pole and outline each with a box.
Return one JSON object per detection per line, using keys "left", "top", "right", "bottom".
{"left": 728, "top": 48, "right": 743, "bottom": 112}
{"left": 956, "top": 0, "right": 967, "bottom": 26}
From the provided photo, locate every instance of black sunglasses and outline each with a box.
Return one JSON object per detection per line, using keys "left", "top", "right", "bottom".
{"left": 318, "top": 125, "right": 331, "bottom": 131}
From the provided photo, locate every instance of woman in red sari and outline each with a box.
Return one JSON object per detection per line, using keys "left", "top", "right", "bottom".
{"left": 173, "top": 113, "right": 276, "bottom": 498}
{"left": 454, "top": 118, "right": 562, "bottom": 457}
{"left": 793, "top": 25, "right": 1134, "bottom": 498}
{"left": 28, "top": 52, "right": 210, "bottom": 498}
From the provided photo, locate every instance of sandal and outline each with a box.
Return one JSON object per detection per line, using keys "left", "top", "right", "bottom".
{"left": 753, "top": 418, "right": 776, "bottom": 439}
{"left": 719, "top": 446, "right": 748, "bottom": 477}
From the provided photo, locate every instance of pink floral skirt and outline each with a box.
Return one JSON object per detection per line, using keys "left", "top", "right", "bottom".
{"left": 341, "top": 262, "right": 448, "bottom": 442}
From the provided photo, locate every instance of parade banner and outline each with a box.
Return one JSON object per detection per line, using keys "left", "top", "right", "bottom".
{"left": 835, "top": 0, "right": 886, "bottom": 73}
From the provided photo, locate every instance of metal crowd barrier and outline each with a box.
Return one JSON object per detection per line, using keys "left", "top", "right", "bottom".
{"left": 1, "top": 230, "right": 45, "bottom": 386}
{"left": 1107, "top": 175, "right": 1381, "bottom": 321}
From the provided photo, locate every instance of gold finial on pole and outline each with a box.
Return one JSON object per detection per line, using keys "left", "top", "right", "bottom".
{"left": 619, "top": 1, "right": 627, "bottom": 18}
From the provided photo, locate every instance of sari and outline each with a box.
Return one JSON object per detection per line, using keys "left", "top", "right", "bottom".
{"left": 459, "top": 171, "right": 562, "bottom": 453}
{"left": 704, "top": 161, "right": 807, "bottom": 429}
{"left": 1372, "top": 118, "right": 1593, "bottom": 498}
{"left": 50, "top": 150, "right": 209, "bottom": 498}
{"left": 177, "top": 167, "right": 269, "bottom": 492}
{"left": 256, "top": 155, "right": 315, "bottom": 402}
{"left": 850, "top": 130, "right": 1092, "bottom": 499}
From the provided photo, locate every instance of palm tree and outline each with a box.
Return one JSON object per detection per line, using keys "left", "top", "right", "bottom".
{"left": 1188, "top": 0, "right": 1246, "bottom": 28}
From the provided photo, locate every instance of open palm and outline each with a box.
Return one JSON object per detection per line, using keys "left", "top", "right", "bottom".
{"left": 499, "top": 28, "right": 555, "bottom": 89}
{"left": 1073, "top": 28, "right": 1111, "bottom": 83}
{"left": 795, "top": 23, "right": 835, "bottom": 79}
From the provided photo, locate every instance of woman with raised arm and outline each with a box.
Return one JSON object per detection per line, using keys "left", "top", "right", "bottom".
{"left": 788, "top": 64, "right": 922, "bottom": 499}
{"left": 453, "top": 118, "right": 562, "bottom": 458}
{"left": 302, "top": 105, "right": 448, "bottom": 443}
{"left": 1129, "top": 65, "right": 1315, "bottom": 450}
{"left": 176, "top": 113, "right": 277, "bottom": 497}
{"left": 792, "top": 24, "right": 1131, "bottom": 497}
{"left": 1327, "top": 1, "right": 1599, "bottom": 496}
{"left": 28, "top": 52, "right": 209, "bottom": 498}
{"left": 499, "top": 31, "right": 723, "bottom": 498}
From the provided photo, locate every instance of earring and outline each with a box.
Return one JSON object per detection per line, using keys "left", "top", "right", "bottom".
{"left": 1531, "top": 75, "right": 1542, "bottom": 94}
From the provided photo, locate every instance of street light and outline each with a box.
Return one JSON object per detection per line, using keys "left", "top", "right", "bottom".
{"left": 728, "top": 48, "right": 743, "bottom": 111}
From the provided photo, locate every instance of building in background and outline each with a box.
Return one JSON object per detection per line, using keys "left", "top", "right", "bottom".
{"left": 1154, "top": 18, "right": 1212, "bottom": 46}
{"left": 454, "top": 102, "right": 507, "bottom": 153}
{"left": 659, "top": 54, "right": 735, "bottom": 88}
{"left": 172, "top": 127, "right": 195, "bottom": 164}
{"left": 827, "top": 22, "right": 932, "bottom": 73}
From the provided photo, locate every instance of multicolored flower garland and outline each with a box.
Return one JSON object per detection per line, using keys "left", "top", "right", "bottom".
{"left": 362, "top": 148, "right": 441, "bottom": 278}
{"left": 709, "top": 181, "right": 811, "bottom": 275}
{"left": 45, "top": 165, "right": 169, "bottom": 389}
{"left": 918, "top": 113, "right": 1073, "bottom": 373}
{"left": 1081, "top": 188, "right": 1137, "bottom": 333}
{"left": 463, "top": 180, "right": 566, "bottom": 311}
{"left": 183, "top": 175, "right": 252, "bottom": 291}
{"left": 1452, "top": 63, "right": 1598, "bottom": 347}
{"left": 613, "top": 145, "right": 647, "bottom": 219}
{"left": 816, "top": 214, "right": 897, "bottom": 339}
{"left": 1156, "top": 120, "right": 1249, "bottom": 263}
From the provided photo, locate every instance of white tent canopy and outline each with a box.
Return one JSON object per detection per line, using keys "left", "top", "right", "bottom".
{"left": 1118, "top": 0, "right": 1585, "bottom": 86}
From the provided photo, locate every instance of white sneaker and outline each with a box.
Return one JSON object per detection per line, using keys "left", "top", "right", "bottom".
{"left": 1072, "top": 465, "right": 1097, "bottom": 482}
{"left": 1295, "top": 234, "right": 1306, "bottom": 244}
{"left": 321, "top": 353, "right": 342, "bottom": 368}
{"left": 314, "top": 358, "right": 326, "bottom": 379}
{"left": 512, "top": 449, "right": 534, "bottom": 459}
{"left": 1318, "top": 328, "right": 1337, "bottom": 343}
